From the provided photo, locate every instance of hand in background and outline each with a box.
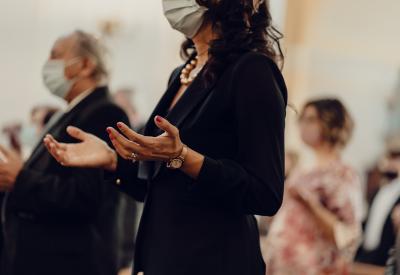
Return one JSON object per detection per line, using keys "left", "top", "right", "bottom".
{"left": 0, "top": 145, "right": 23, "bottom": 191}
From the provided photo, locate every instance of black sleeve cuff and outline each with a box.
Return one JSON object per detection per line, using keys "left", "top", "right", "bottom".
{"left": 190, "top": 156, "right": 221, "bottom": 194}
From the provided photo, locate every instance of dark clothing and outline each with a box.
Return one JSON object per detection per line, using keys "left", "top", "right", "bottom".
{"left": 0, "top": 193, "right": 4, "bottom": 269}
{"left": 356, "top": 197, "right": 400, "bottom": 266}
{"left": 1, "top": 87, "right": 130, "bottom": 275}
{"left": 385, "top": 230, "right": 400, "bottom": 275}
{"left": 113, "top": 52, "right": 287, "bottom": 275}
{"left": 115, "top": 193, "right": 138, "bottom": 270}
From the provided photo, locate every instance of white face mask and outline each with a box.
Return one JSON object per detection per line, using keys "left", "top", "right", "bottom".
{"left": 42, "top": 58, "right": 81, "bottom": 99}
{"left": 163, "top": 0, "right": 208, "bottom": 39}
{"left": 20, "top": 124, "right": 39, "bottom": 147}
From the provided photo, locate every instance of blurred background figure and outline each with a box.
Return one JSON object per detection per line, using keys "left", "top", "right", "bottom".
{"left": 1, "top": 124, "right": 22, "bottom": 155}
{"left": 0, "top": 105, "right": 59, "bottom": 270}
{"left": 284, "top": 150, "right": 299, "bottom": 179}
{"left": 0, "top": 105, "right": 60, "bottom": 159}
{"left": 355, "top": 136, "right": 400, "bottom": 268}
{"left": 113, "top": 87, "right": 144, "bottom": 130}
{"left": 0, "top": 30, "right": 130, "bottom": 275}
{"left": 20, "top": 105, "right": 60, "bottom": 159}
{"left": 264, "top": 98, "right": 363, "bottom": 275}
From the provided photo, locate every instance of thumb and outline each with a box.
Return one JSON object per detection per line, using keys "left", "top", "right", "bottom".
{"left": 66, "top": 126, "right": 88, "bottom": 142}
{"left": 154, "top": 116, "right": 178, "bottom": 137}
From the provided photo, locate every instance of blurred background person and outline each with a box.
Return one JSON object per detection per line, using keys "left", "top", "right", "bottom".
{"left": 1, "top": 105, "right": 60, "bottom": 159}
{"left": 284, "top": 150, "right": 300, "bottom": 179}
{"left": 356, "top": 136, "right": 400, "bottom": 268}
{"left": 20, "top": 105, "right": 60, "bottom": 158}
{"left": 113, "top": 87, "right": 144, "bottom": 131}
{"left": 0, "top": 30, "right": 130, "bottom": 275}
{"left": 0, "top": 104, "right": 59, "bottom": 271}
{"left": 264, "top": 98, "right": 363, "bottom": 275}
{"left": 1, "top": 124, "right": 22, "bottom": 156}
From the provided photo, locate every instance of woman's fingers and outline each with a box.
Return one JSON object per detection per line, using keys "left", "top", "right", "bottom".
{"left": 107, "top": 127, "right": 146, "bottom": 158}
{"left": 154, "top": 116, "right": 179, "bottom": 137}
{"left": 109, "top": 119, "right": 181, "bottom": 162}
{"left": 110, "top": 137, "right": 134, "bottom": 160}
{"left": 116, "top": 122, "right": 149, "bottom": 144}
{"left": 107, "top": 127, "right": 133, "bottom": 148}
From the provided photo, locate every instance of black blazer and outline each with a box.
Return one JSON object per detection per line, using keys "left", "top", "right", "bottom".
{"left": 114, "top": 52, "right": 287, "bottom": 275}
{"left": 1, "top": 87, "right": 130, "bottom": 275}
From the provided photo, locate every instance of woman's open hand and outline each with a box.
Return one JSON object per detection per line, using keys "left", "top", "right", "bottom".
{"left": 108, "top": 116, "right": 183, "bottom": 162}
{"left": 43, "top": 126, "right": 117, "bottom": 171}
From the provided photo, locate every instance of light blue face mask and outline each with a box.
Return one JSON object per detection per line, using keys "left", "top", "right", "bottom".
{"left": 19, "top": 124, "right": 39, "bottom": 148}
{"left": 42, "top": 57, "right": 81, "bottom": 99}
{"left": 162, "top": 0, "right": 209, "bottom": 39}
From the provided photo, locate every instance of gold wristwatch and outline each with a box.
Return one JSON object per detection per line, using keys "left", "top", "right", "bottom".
{"left": 166, "top": 145, "right": 188, "bottom": 169}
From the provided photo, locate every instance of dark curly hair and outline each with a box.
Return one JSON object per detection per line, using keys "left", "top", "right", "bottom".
{"left": 301, "top": 98, "right": 354, "bottom": 148}
{"left": 180, "top": 0, "right": 284, "bottom": 84}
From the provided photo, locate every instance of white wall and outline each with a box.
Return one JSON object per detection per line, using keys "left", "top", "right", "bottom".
{"left": 284, "top": 0, "right": 400, "bottom": 171}
{"left": 0, "top": 0, "right": 184, "bottom": 127}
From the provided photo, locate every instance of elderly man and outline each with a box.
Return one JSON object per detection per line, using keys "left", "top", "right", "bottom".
{"left": 0, "top": 30, "right": 131, "bottom": 275}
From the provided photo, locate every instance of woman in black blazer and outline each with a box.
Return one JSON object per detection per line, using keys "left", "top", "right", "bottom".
{"left": 44, "top": 0, "right": 287, "bottom": 274}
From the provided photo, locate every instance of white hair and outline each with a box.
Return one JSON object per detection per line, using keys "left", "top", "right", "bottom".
{"left": 73, "top": 30, "right": 108, "bottom": 81}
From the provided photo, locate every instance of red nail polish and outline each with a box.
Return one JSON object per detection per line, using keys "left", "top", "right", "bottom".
{"left": 117, "top": 122, "right": 123, "bottom": 128}
{"left": 156, "top": 116, "right": 162, "bottom": 123}
{"left": 106, "top": 129, "right": 111, "bottom": 134}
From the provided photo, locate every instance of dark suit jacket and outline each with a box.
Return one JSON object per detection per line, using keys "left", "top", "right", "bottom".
{"left": 113, "top": 52, "right": 287, "bottom": 275}
{"left": 1, "top": 87, "right": 130, "bottom": 275}
{"left": 356, "top": 196, "right": 400, "bottom": 266}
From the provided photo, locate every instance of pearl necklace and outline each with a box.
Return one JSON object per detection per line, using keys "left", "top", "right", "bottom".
{"left": 180, "top": 56, "right": 205, "bottom": 85}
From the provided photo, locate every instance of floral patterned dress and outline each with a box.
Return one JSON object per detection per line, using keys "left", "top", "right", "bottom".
{"left": 264, "top": 161, "right": 363, "bottom": 275}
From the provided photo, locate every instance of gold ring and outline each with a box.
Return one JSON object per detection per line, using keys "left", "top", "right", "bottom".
{"left": 130, "top": 152, "right": 138, "bottom": 163}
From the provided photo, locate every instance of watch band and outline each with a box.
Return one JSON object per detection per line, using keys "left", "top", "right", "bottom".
{"left": 180, "top": 145, "right": 188, "bottom": 162}
{"left": 166, "top": 144, "right": 188, "bottom": 169}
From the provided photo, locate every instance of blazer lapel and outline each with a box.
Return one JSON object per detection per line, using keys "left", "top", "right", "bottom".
{"left": 138, "top": 65, "right": 183, "bottom": 180}
{"left": 165, "top": 69, "right": 217, "bottom": 130}
{"left": 151, "top": 65, "right": 218, "bottom": 137}
{"left": 150, "top": 65, "right": 219, "bottom": 179}
{"left": 143, "top": 79, "right": 181, "bottom": 136}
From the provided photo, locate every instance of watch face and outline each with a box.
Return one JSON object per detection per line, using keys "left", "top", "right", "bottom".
{"left": 170, "top": 158, "right": 183, "bottom": 169}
